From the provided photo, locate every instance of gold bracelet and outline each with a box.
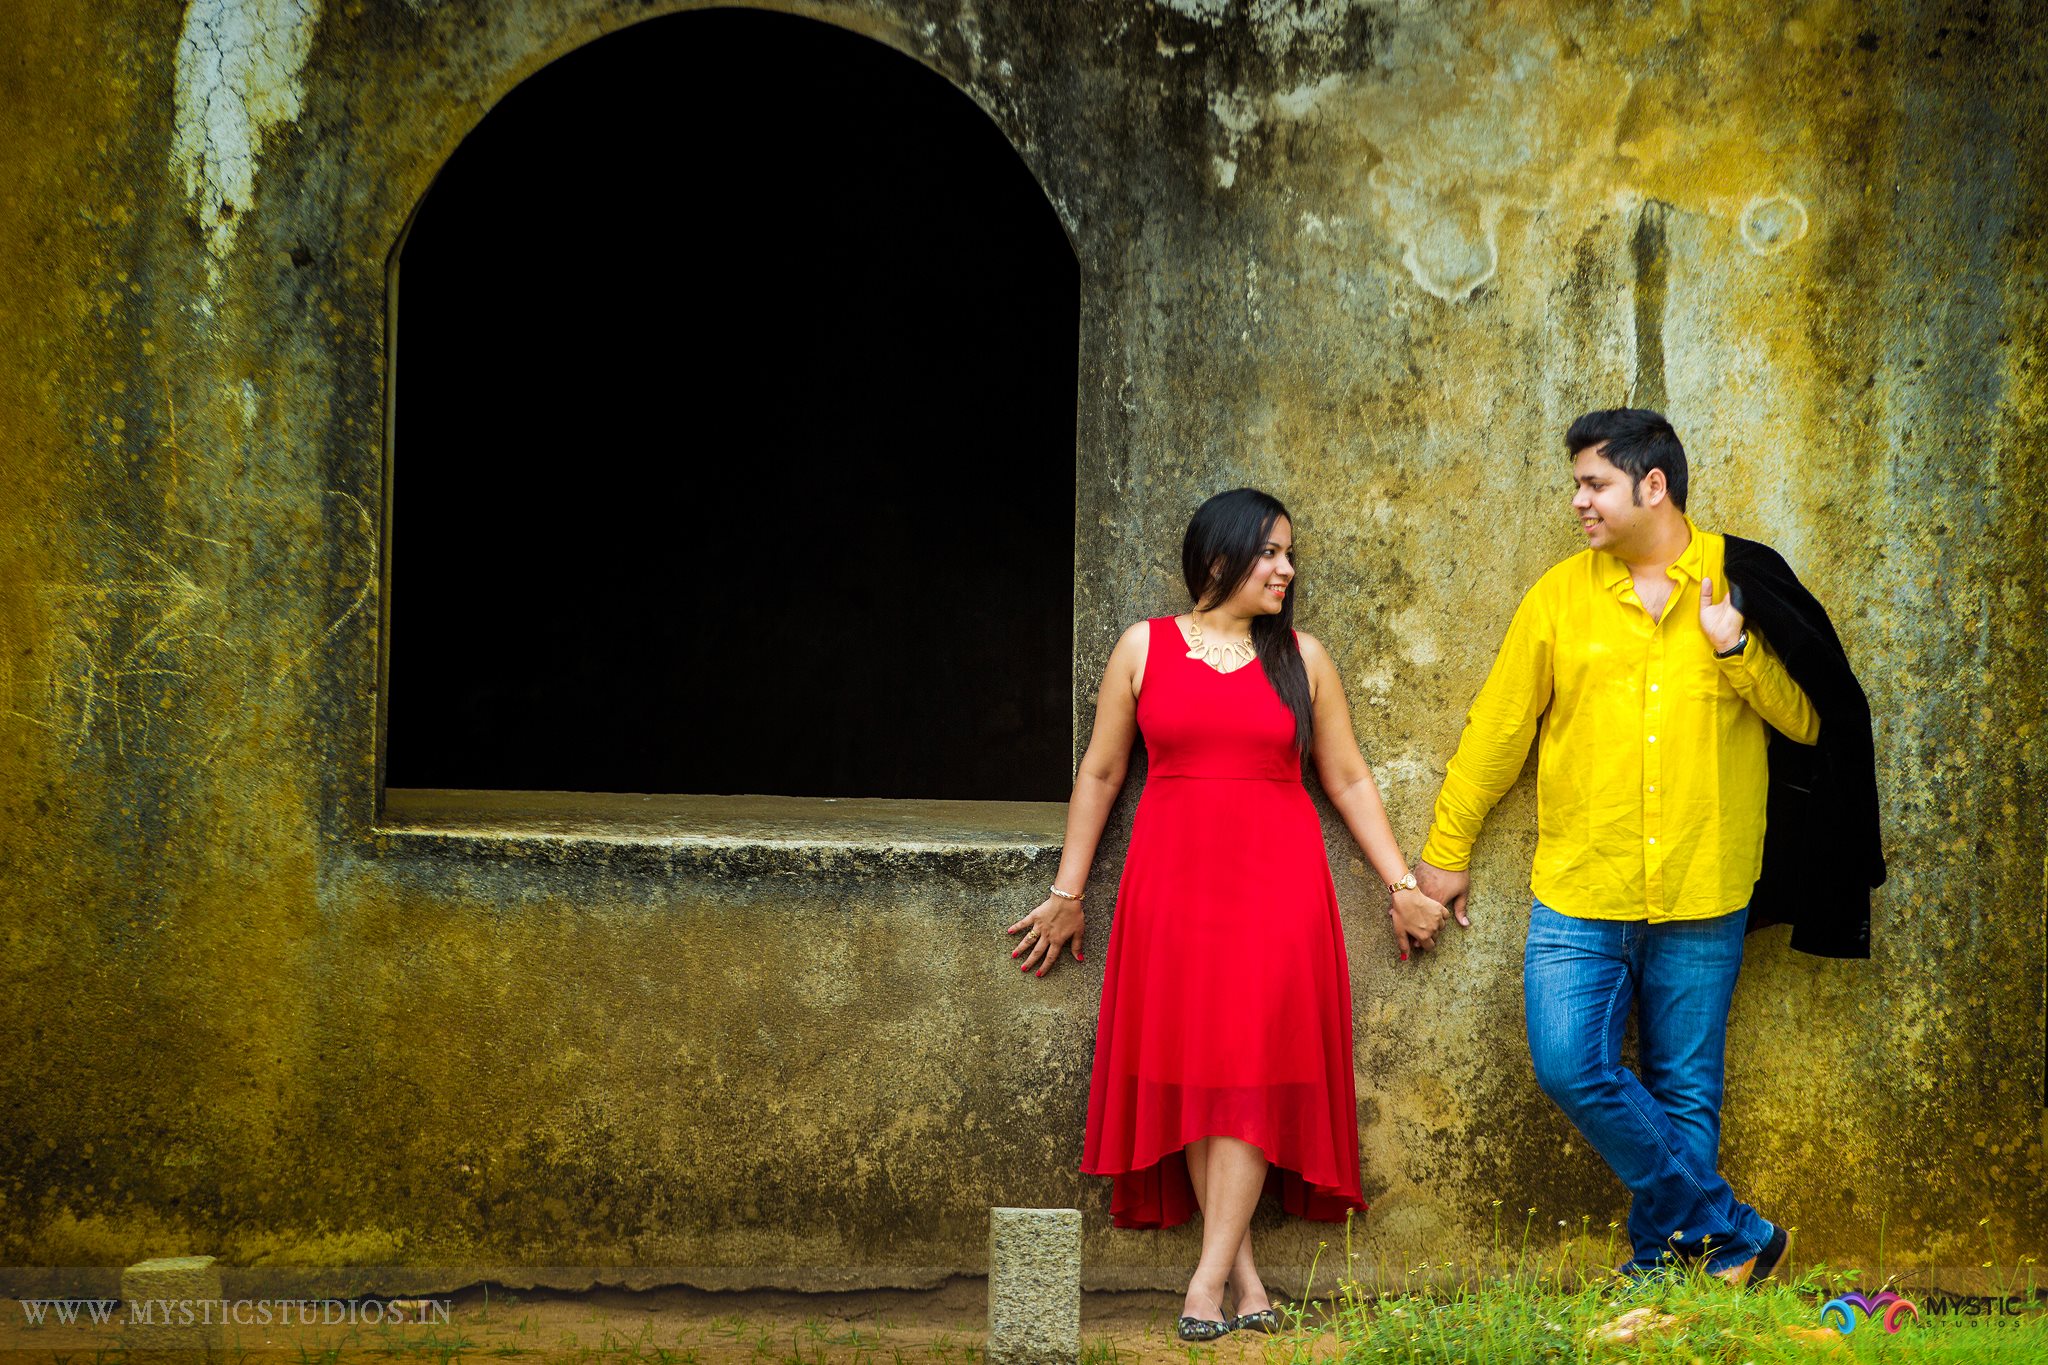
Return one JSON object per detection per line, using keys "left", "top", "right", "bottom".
{"left": 1049, "top": 885, "right": 1085, "bottom": 901}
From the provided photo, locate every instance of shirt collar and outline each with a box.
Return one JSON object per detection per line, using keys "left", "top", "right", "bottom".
{"left": 1671, "top": 516, "right": 1708, "bottom": 585}
{"left": 1597, "top": 516, "right": 1706, "bottom": 590}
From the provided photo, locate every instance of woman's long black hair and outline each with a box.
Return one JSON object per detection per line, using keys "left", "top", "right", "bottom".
{"left": 1181, "top": 488, "right": 1313, "bottom": 755}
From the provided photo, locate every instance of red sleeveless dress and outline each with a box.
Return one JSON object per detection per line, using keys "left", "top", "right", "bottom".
{"left": 1079, "top": 617, "right": 1366, "bottom": 1229}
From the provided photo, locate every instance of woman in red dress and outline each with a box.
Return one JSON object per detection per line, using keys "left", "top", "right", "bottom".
{"left": 1008, "top": 489, "right": 1448, "bottom": 1341}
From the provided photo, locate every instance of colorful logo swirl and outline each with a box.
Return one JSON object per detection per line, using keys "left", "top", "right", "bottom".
{"left": 1818, "top": 1291, "right": 1919, "bottom": 1334}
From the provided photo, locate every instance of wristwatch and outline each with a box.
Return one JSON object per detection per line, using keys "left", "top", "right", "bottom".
{"left": 1715, "top": 631, "right": 1750, "bottom": 659}
{"left": 1389, "top": 871, "right": 1419, "bottom": 896}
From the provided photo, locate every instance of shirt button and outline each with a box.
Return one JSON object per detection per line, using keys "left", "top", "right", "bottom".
{"left": 1647, "top": 785, "right": 1657, "bottom": 793}
{"left": 1647, "top": 735, "right": 1658, "bottom": 743}
{"left": 1650, "top": 684, "right": 1660, "bottom": 692}
{"left": 1648, "top": 837, "right": 1657, "bottom": 845}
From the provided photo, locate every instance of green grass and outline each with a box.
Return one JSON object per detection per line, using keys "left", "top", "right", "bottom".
{"left": 1262, "top": 1210, "right": 2046, "bottom": 1364}
{"left": 1275, "top": 1272, "right": 2046, "bottom": 1363}
{"left": 1080, "top": 1335, "right": 1128, "bottom": 1365}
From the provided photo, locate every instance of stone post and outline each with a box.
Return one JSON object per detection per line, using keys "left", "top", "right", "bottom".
{"left": 988, "top": 1207, "right": 1081, "bottom": 1365}
{"left": 120, "top": 1255, "right": 224, "bottom": 1362}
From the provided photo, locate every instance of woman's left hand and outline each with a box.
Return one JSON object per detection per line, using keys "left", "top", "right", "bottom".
{"left": 1008, "top": 897, "right": 1085, "bottom": 977}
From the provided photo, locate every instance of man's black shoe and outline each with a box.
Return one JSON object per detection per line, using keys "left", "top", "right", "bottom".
{"left": 1746, "top": 1225, "right": 1789, "bottom": 1288}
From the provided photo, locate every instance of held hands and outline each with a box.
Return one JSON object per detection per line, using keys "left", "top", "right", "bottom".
{"left": 1414, "top": 860, "right": 1472, "bottom": 929}
{"left": 1698, "top": 576, "right": 1746, "bottom": 655}
{"left": 1390, "top": 887, "right": 1449, "bottom": 960}
{"left": 1008, "top": 896, "right": 1085, "bottom": 977}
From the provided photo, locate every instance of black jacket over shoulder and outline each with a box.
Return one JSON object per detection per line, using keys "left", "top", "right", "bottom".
{"left": 1722, "top": 536, "right": 1885, "bottom": 958}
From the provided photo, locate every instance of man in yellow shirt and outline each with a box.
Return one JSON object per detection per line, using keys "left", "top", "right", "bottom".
{"left": 1414, "top": 408, "right": 1815, "bottom": 1284}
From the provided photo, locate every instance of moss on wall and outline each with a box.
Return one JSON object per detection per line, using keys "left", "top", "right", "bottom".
{"left": 1, "top": 0, "right": 2042, "bottom": 1291}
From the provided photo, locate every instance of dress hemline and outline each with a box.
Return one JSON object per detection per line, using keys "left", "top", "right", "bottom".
{"left": 1083, "top": 1129, "right": 1368, "bottom": 1232}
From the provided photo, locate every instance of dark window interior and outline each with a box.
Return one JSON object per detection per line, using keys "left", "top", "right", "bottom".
{"left": 386, "top": 7, "right": 1078, "bottom": 801}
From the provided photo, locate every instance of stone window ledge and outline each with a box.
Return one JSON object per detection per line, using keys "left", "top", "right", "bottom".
{"left": 373, "top": 789, "right": 1068, "bottom": 879}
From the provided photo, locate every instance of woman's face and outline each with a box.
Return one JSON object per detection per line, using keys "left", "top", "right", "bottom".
{"left": 1217, "top": 515, "right": 1295, "bottom": 616}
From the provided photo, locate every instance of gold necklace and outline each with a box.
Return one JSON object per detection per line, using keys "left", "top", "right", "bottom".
{"left": 1184, "top": 616, "right": 1256, "bottom": 671}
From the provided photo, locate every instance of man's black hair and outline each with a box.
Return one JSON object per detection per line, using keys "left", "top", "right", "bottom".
{"left": 1566, "top": 408, "right": 1689, "bottom": 512}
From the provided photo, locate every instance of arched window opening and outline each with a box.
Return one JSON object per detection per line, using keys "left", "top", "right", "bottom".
{"left": 385, "top": 7, "right": 1078, "bottom": 802}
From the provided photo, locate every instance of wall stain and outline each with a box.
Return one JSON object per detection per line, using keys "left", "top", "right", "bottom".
{"left": 172, "top": 0, "right": 322, "bottom": 279}
{"left": 1631, "top": 198, "right": 1670, "bottom": 410}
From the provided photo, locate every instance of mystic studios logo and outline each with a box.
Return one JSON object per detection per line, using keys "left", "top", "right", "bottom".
{"left": 1818, "top": 1290, "right": 1918, "bottom": 1334}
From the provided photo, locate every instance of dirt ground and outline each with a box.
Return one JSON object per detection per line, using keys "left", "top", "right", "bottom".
{"left": 0, "top": 1280, "right": 1343, "bottom": 1364}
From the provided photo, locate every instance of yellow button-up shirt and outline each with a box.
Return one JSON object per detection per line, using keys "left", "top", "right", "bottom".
{"left": 1420, "top": 520, "right": 1820, "bottom": 921}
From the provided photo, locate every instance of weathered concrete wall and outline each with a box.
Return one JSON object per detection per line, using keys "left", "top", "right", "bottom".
{"left": 1, "top": 0, "right": 2042, "bottom": 1291}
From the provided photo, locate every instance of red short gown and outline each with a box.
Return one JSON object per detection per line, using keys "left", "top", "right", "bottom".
{"left": 1080, "top": 617, "right": 1367, "bottom": 1229}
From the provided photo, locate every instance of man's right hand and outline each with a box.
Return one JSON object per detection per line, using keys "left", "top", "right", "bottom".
{"left": 1416, "top": 860, "right": 1472, "bottom": 928}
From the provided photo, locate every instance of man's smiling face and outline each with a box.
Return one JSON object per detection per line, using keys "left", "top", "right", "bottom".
{"left": 1572, "top": 442, "right": 1661, "bottom": 554}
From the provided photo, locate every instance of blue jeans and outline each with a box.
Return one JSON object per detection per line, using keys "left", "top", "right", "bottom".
{"left": 1523, "top": 899, "right": 1773, "bottom": 1274}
